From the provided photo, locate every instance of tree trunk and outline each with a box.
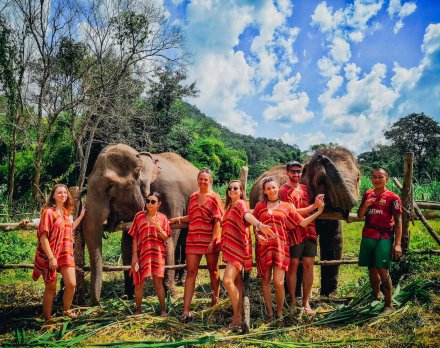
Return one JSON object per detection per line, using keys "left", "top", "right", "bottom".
{"left": 32, "top": 139, "right": 44, "bottom": 204}
{"left": 7, "top": 124, "right": 17, "bottom": 206}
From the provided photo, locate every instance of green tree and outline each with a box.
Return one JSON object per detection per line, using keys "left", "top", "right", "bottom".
{"left": 187, "top": 137, "right": 247, "bottom": 184}
{"left": 384, "top": 113, "right": 440, "bottom": 179}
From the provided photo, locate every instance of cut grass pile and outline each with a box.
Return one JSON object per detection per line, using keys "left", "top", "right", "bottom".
{"left": 0, "top": 218, "right": 439, "bottom": 346}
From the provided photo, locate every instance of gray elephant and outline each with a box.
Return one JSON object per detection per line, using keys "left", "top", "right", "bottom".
{"left": 249, "top": 147, "right": 360, "bottom": 295}
{"left": 82, "top": 144, "right": 199, "bottom": 304}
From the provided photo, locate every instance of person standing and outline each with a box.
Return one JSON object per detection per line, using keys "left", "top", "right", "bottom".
{"left": 169, "top": 168, "right": 224, "bottom": 323}
{"left": 358, "top": 168, "right": 402, "bottom": 314}
{"left": 279, "top": 160, "right": 324, "bottom": 314}
{"left": 253, "top": 177, "right": 324, "bottom": 320}
{"left": 129, "top": 192, "right": 171, "bottom": 316}
{"left": 221, "top": 180, "right": 275, "bottom": 331}
{"left": 33, "top": 184, "right": 86, "bottom": 322}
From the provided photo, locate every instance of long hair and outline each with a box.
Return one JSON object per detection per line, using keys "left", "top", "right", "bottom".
{"left": 260, "top": 176, "right": 278, "bottom": 202}
{"left": 43, "top": 184, "right": 74, "bottom": 215}
{"left": 224, "top": 180, "right": 247, "bottom": 211}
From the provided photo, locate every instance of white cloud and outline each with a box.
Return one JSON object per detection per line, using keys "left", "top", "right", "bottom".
{"left": 311, "top": 0, "right": 383, "bottom": 43}
{"left": 183, "top": 0, "right": 308, "bottom": 133}
{"left": 263, "top": 86, "right": 314, "bottom": 126}
{"left": 262, "top": 74, "right": 314, "bottom": 125}
{"left": 387, "top": 0, "right": 417, "bottom": 33}
{"left": 281, "top": 131, "right": 327, "bottom": 149}
{"left": 330, "top": 37, "right": 351, "bottom": 63}
{"left": 317, "top": 56, "right": 341, "bottom": 78}
{"left": 318, "top": 63, "right": 400, "bottom": 152}
{"left": 391, "top": 23, "right": 440, "bottom": 118}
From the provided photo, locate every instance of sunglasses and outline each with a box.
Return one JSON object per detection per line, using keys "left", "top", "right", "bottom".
{"left": 289, "top": 169, "right": 302, "bottom": 174}
{"left": 228, "top": 186, "right": 240, "bottom": 191}
{"left": 146, "top": 199, "right": 158, "bottom": 204}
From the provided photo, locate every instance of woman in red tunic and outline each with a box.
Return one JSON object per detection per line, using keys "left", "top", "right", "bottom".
{"left": 33, "top": 184, "right": 85, "bottom": 321}
{"left": 253, "top": 177, "right": 324, "bottom": 320}
{"left": 221, "top": 180, "right": 275, "bottom": 330}
{"left": 129, "top": 192, "right": 171, "bottom": 316}
{"left": 169, "top": 168, "right": 224, "bottom": 323}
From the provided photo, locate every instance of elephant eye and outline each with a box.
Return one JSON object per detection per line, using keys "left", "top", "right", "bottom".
{"left": 134, "top": 166, "right": 141, "bottom": 178}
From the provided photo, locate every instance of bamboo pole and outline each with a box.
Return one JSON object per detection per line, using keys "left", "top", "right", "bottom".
{"left": 5, "top": 210, "right": 439, "bottom": 233}
{"left": 393, "top": 178, "right": 440, "bottom": 247}
{"left": 0, "top": 259, "right": 360, "bottom": 271}
{"left": 415, "top": 201, "right": 440, "bottom": 210}
{"left": 401, "top": 153, "right": 414, "bottom": 254}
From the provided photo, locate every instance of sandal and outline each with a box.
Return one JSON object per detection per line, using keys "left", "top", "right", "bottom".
{"left": 303, "top": 307, "right": 316, "bottom": 316}
{"left": 180, "top": 312, "right": 194, "bottom": 324}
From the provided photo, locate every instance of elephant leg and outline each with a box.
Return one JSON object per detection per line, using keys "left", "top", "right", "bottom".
{"left": 121, "top": 230, "right": 134, "bottom": 300}
{"left": 87, "top": 236, "right": 103, "bottom": 305}
{"left": 174, "top": 228, "right": 188, "bottom": 285}
{"left": 317, "top": 220, "right": 342, "bottom": 296}
{"left": 164, "top": 229, "right": 180, "bottom": 297}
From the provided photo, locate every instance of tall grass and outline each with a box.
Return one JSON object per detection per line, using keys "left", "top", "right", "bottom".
{"left": 360, "top": 176, "right": 440, "bottom": 201}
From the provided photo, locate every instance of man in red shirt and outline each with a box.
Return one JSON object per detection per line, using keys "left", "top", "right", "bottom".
{"left": 358, "top": 168, "right": 402, "bottom": 314}
{"left": 279, "top": 161, "right": 324, "bottom": 314}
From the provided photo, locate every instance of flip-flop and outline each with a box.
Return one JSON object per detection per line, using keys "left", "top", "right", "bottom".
{"left": 63, "top": 310, "right": 78, "bottom": 318}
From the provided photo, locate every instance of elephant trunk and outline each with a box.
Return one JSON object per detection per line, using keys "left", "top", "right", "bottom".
{"left": 88, "top": 238, "right": 103, "bottom": 305}
{"left": 319, "top": 155, "right": 358, "bottom": 210}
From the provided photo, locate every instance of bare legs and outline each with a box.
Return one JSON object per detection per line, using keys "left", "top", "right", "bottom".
{"left": 183, "top": 252, "right": 220, "bottom": 316}
{"left": 288, "top": 257, "right": 315, "bottom": 312}
{"left": 153, "top": 277, "right": 167, "bottom": 316}
{"left": 134, "top": 277, "right": 167, "bottom": 316}
{"left": 134, "top": 281, "right": 145, "bottom": 314}
{"left": 369, "top": 267, "right": 393, "bottom": 307}
{"left": 223, "top": 263, "right": 243, "bottom": 326}
{"left": 302, "top": 256, "right": 315, "bottom": 312}
{"left": 43, "top": 266, "right": 76, "bottom": 321}
{"left": 261, "top": 267, "right": 285, "bottom": 319}
{"left": 287, "top": 258, "right": 299, "bottom": 307}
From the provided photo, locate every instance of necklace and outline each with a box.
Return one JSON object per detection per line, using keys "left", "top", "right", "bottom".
{"left": 268, "top": 199, "right": 279, "bottom": 203}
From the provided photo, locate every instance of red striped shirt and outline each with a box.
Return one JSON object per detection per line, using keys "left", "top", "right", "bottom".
{"left": 186, "top": 192, "right": 224, "bottom": 254}
{"left": 32, "top": 207, "right": 75, "bottom": 283}
{"left": 221, "top": 200, "right": 252, "bottom": 272}
{"left": 279, "top": 183, "right": 317, "bottom": 242}
{"left": 128, "top": 212, "right": 171, "bottom": 284}
{"left": 253, "top": 201, "right": 303, "bottom": 276}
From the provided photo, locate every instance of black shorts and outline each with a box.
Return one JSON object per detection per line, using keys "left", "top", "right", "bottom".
{"left": 289, "top": 239, "right": 317, "bottom": 258}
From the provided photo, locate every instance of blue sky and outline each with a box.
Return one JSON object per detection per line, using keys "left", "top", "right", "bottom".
{"left": 163, "top": 0, "right": 440, "bottom": 154}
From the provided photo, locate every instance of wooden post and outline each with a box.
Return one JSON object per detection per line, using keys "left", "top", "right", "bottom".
{"left": 401, "top": 153, "right": 414, "bottom": 254}
{"left": 240, "top": 166, "right": 249, "bottom": 196}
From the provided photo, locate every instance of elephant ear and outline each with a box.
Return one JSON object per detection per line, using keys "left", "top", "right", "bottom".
{"left": 301, "top": 163, "right": 310, "bottom": 186}
{"left": 139, "top": 152, "right": 161, "bottom": 183}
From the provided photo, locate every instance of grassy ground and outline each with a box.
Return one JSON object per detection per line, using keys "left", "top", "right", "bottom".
{"left": 0, "top": 219, "right": 439, "bottom": 346}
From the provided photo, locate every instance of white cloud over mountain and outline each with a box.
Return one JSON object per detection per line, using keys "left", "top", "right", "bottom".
{"left": 166, "top": 0, "right": 438, "bottom": 154}
{"left": 184, "top": 0, "right": 313, "bottom": 135}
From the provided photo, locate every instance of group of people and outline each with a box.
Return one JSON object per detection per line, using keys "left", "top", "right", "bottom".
{"left": 33, "top": 163, "right": 402, "bottom": 326}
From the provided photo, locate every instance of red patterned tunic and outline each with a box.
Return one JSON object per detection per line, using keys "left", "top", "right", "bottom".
{"left": 361, "top": 189, "right": 402, "bottom": 240}
{"left": 253, "top": 201, "right": 304, "bottom": 276}
{"left": 33, "top": 207, "right": 75, "bottom": 283}
{"left": 128, "top": 212, "right": 171, "bottom": 284}
{"left": 186, "top": 192, "right": 224, "bottom": 254}
{"left": 221, "top": 200, "right": 252, "bottom": 272}
{"left": 279, "top": 183, "right": 317, "bottom": 243}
